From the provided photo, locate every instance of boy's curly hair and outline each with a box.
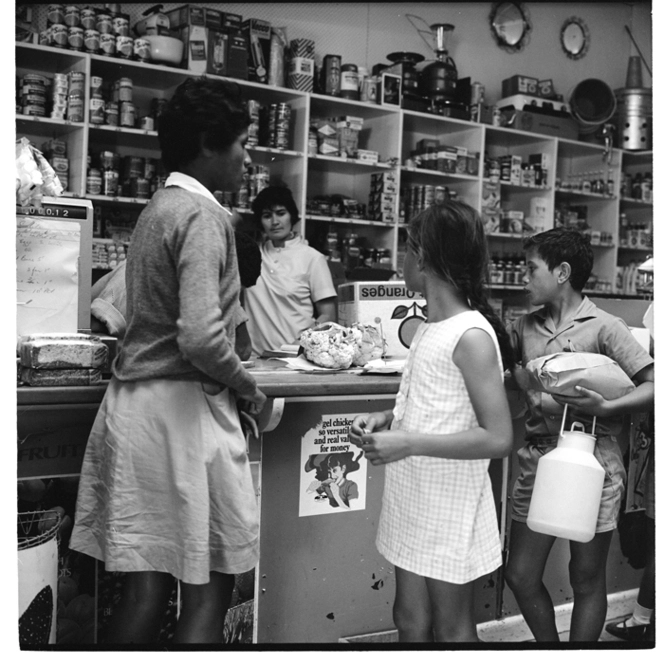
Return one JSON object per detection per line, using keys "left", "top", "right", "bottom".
{"left": 523, "top": 228, "right": 594, "bottom": 291}
{"left": 158, "top": 77, "right": 250, "bottom": 173}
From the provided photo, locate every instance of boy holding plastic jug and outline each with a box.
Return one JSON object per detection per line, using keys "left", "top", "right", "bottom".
{"left": 504, "top": 228, "right": 654, "bottom": 642}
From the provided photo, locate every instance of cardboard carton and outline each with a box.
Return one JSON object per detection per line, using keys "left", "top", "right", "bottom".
{"left": 337, "top": 281, "right": 426, "bottom": 358}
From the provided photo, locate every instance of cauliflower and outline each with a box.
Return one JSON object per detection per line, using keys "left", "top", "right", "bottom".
{"left": 300, "top": 323, "right": 356, "bottom": 369}
{"left": 348, "top": 322, "right": 386, "bottom": 366}
{"left": 299, "top": 322, "right": 386, "bottom": 369}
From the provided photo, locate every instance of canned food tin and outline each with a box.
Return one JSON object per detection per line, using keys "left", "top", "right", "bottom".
{"left": 90, "top": 98, "right": 105, "bottom": 124}
{"left": 120, "top": 101, "right": 135, "bottom": 127}
{"left": 21, "top": 93, "right": 47, "bottom": 105}
{"left": 362, "top": 75, "right": 378, "bottom": 104}
{"left": 105, "top": 102, "right": 119, "bottom": 126}
{"left": 87, "top": 169, "right": 102, "bottom": 194}
{"left": 39, "top": 28, "right": 52, "bottom": 46}
{"left": 23, "top": 73, "right": 50, "bottom": 86}
{"left": 81, "top": 7, "right": 97, "bottom": 29}
{"left": 123, "top": 155, "right": 144, "bottom": 178}
{"left": 67, "top": 96, "right": 84, "bottom": 122}
{"left": 47, "top": 5, "right": 65, "bottom": 25}
{"left": 247, "top": 99, "right": 260, "bottom": 120}
{"left": 340, "top": 64, "right": 359, "bottom": 100}
{"left": 64, "top": 5, "right": 80, "bottom": 27}
{"left": 99, "top": 151, "right": 117, "bottom": 170}
{"left": 99, "top": 31, "right": 116, "bottom": 55}
{"left": 117, "top": 77, "right": 133, "bottom": 101}
{"left": 102, "top": 169, "right": 119, "bottom": 196}
{"left": 96, "top": 14, "right": 113, "bottom": 34}
{"left": 68, "top": 71, "right": 85, "bottom": 94}
{"left": 140, "top": 115, "right": 155, "bottom": 131}
{"left": 143, "top": 158, "right": 156, "bottom": 180}
{"left": 51, "top": 24, "right": 68, "bottom": 48}
{"left": 68, "top": 26, "right": 84, "bottom": 50}
{"left": 131, "top": 177, "right": 150, "bottom": 199}
{"left": 22, "top": 105, "right": 47, "bottom": 117}
{"left": 247, "top": 121, "right": 259, "bottom": 146}
{"left": 471, "top": 82, "right": 485, "bottom": 105}
{"left": 133, "top": 38, "right": 151, "bottom": 62}
{"left": 116, "top": 35, "right": 133, "bottom": 59}
{"left": 323, "top": 55, "right": 341, "bottom": 96}
{"left": 112, "top": 16, "right": 129, "bottom": 37}
{"left": 89, "top": 75, "right": 103, "bottom": 98}
{"left": 84, "top": 28, "right": 100, "bottom": 53}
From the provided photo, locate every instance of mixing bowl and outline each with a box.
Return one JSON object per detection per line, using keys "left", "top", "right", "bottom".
{"left": 144, "top": 35, "right": 184, "bottom": 65}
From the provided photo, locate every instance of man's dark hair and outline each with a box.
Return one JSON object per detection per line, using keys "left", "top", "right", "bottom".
{"left": 251, "top": 185, "right": 300, "bottom": 226}
{"left": 523, "top": 228, "right": 594, "bottom": 291}
{"left": 158, "top": 77, "right": 250, "bottom": 173}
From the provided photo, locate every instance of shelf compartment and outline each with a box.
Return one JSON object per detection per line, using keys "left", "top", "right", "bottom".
{"left": 308, "top": 154, "right": 396, "bottom": 175}
{"left": 400, "top": 166, "right": 479, "bottom": 182}
{"left": 306, "top": 214, "right": 394, "bottom": 228}
{"left": 16, "top": 42, "right": 86, "bottom": 76}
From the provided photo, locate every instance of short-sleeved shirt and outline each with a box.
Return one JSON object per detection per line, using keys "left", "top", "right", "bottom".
{"left": 244, "top": 235, "right": 337, "bottom": 355}
{"left": 509, "top": 297, "right": 653, "bottom": 438}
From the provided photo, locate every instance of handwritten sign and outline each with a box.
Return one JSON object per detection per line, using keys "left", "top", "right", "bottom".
{"left": 16, "top": 216, "right": 81, "bottom": 336}
{"left": 298, "top": 414, "right": 367, "bottom": 517}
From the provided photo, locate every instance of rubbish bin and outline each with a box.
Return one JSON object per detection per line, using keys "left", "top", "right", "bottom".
{"left": 18, "top": 511, "right": 61, "bottom": 646}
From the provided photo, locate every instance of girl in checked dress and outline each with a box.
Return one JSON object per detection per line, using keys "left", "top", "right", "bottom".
{"left": 350, "top": 201, "right": 514, "bottom": 642}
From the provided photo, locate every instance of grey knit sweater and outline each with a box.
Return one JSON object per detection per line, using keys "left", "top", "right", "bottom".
{"left": 113, "top": 186, "right": 257, "bottom": 397}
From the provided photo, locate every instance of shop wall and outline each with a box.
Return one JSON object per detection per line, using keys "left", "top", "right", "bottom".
{"left": 56, "top": 2, "right": 653, "bottom": 103}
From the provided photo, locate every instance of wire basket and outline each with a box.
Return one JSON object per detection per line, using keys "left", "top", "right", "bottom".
{"left": 18, "top": 510, "right": 61, "bottom": 551}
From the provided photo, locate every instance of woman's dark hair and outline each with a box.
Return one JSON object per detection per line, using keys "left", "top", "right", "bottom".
{"left": 158, "top": 77, "right": 250, "bottom": 173}
{"left": 251, "top": 185, "right": 300, "bottom": 226}
{"left": 408, "top": 201, "right": 515, "bottom": 371}
{"left": 522, "top": 228, "right": 594, "bottom": 291}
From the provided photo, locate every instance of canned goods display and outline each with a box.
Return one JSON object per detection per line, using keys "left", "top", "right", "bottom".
{"left": 67, "top": 95, "right": 84, "bottom": 122}
{"left": 323, "top": 55, "right": 341, "bottom": 96}
{"left": 123, "top": 155, "right": 144, "bottom": 179}
{"left": 67, "top": 26, "right": 84, "bottom": 50}
{"left": 117, "top": 78, "right": 133, "bottom": 102}
{"left": 87, "top": 169, "right": 102, "bottom": 195}
{"left": 133, "top": 38, "right": 151, "bottom": 62}
{"left": 96, "top": 14, "right": 113, "bottom": 34}
{"left": 68, "top": 71, "right": 85, "bottom": 94}
{"left": 112, "top": 16, "right": 129, "bottom": 37}
{"left": 51, "top": 24, "right": 68, "bottom": 48}
{"left": 89, "top": 98, "right": 105, "bottom": 124}
{"left": 90, "top": 75, "right": 103, "bottom": 98}
{"left": 102, "top": 168, "right": 119, "bottom": 196}
{"left": 120, "top": 101, "right": 135, "bottom": 127}
{"left": 64, "top": 5, "right": 80, "bottom": 27}
{"left": 81, "top": 7, "right": 97, "bottom": 29}
{"left": 99, "top": 32, "right": 116, "bottom": 55}
{"left": 116, "top": 35, "right": 133, "bottom": 59}
{"left": 84, "top": 28, "right": 100, "bottom": 53}
{"left": 268, "top": 103, "right": 291, "bottom": 150}
{"left": 105, "top": 102, "right": 119, "bottom": 126}
{"left": 47, "top": 4, "right": 65, "bottom": 25}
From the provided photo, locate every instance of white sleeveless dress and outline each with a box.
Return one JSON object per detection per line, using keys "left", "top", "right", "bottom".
{"left": 376, "top": 310, "right": 504, "bottom": 583}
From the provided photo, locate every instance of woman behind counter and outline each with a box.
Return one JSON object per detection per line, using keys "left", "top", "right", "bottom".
{"left": 243, "top": 185, "right": 338, "bottom": 356}
{"left": 69, "top": 77, "right": 266, "bottom": 644}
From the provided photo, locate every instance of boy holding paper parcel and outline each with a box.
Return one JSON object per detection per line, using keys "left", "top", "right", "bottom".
{"left": 504, "top": 228, "right": 654, "bottom": 643}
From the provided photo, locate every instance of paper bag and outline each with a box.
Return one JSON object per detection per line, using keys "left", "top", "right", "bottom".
{"left": 525, "top": 352, "right": 635, "bottom": 400}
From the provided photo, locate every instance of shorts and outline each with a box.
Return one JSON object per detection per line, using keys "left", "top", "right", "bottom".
{"left": 511, "top": 434, "right": 626, "bottom": 533}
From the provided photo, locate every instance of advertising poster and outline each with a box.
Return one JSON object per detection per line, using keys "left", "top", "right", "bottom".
{"left": 298, "top": 413, "right": 367, "bottom": 516}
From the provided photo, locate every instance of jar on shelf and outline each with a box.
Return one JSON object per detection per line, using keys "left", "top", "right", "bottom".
{"left": 87, "top": 168, "right": 102, "bottom": 195}
{"left": 340, "top": 64, "right": 359, "bottom": 100}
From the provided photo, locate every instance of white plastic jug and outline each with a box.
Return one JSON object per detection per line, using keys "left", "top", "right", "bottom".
{"left": 526, "top": 406, "right": 605, "bottom": 543}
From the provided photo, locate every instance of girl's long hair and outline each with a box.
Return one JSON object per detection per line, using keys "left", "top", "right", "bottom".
{"left": 408, "top": 201, "right": 515, "bottom": 371}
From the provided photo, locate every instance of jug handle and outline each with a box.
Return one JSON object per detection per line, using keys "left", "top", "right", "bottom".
{"left": 570, "top": 421, "right": 586, "bottom": 433}
{"left": 559, "top": 403, "right": 569, "bottom": 436}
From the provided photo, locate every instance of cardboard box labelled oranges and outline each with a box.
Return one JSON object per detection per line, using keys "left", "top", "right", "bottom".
{"left": 337, "top": 281, "right": 427, "bottom": 358}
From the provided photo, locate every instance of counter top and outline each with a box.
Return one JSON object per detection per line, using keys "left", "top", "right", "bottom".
{"left": 17, "top": 358, "right": 402, "bottom": 405}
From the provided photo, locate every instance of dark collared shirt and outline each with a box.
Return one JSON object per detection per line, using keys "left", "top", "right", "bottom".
{"left": 509, "top": 297, "right": 653, "bottom": 438}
